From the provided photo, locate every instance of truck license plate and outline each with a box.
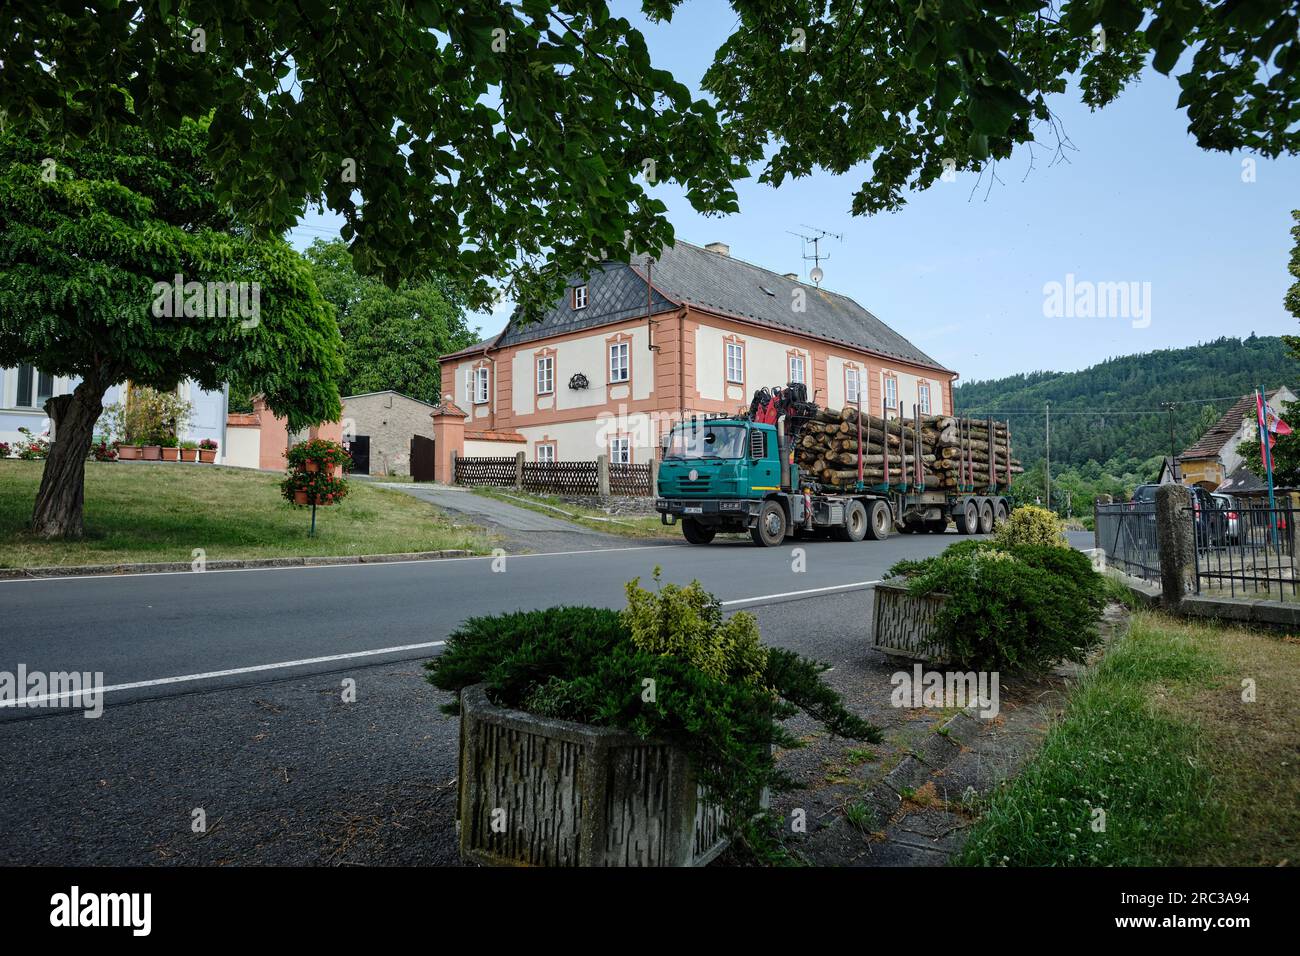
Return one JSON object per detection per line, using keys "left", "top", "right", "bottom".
{"left": 685, "top": 507, "right": 702, "bottom": 514}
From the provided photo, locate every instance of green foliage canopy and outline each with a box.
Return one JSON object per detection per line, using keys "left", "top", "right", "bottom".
{"left": 303, "top": 240, "right": 477, "bottom": 405}
{"left": 0, "top": 119, "right": 343, "bottom": 431}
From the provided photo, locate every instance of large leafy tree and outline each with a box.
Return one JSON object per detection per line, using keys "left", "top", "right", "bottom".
{"left": 700, "top": 0, "right": 1300, "bottom": 214}
{"left": 1, "top": 1, "right": 742, "bottom": 314}
{"left": 0, "top": 119, "right": 343, "bottom": 538}
{"left": 3, "top": 3, "right": 1296, "bottom": 302}
{"left": 304, "top": 239, "right": 478, "bottom": 404}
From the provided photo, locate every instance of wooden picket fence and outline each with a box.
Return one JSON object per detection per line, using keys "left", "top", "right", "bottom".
{"left": 610, "top": 462, "right": 652, "bottom": 496}
{"left": 454, "top": 456, "right": 517, "bottom": 487}
{"left": 522, "top": 461, "right": 600, "bottom": 495}
{"left": 454, "top": 455, "right": 652, "bottom": 496}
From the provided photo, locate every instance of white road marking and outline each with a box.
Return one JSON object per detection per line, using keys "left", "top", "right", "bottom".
{"left": 0, "top": 544, "right": 682, "bottom": 586}
{"left": 0, "top": 641, "right": 448, "bottom": 707}
{"left": 721, "top": 579, "right": 881, "bottom": 606}
{"left": 1, "top": 578, "right": 882, "bottom": 706}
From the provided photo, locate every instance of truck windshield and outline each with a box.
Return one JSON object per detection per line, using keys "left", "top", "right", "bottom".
{"left": 665, "top": 424, "right": 748, "bottom": 460}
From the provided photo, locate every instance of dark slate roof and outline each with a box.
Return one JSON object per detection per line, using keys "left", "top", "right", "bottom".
{"left": 476, "top": 241, "right": 947, "bottom": 371}
{"left": 495, "top": 262, "right": 675, "bottom": 349}
{"left": 440, "top": 335, "right": 498, "bottom": 361}
{"left": 1178, "top": 390, "right": 1281, "bottom": 462}
{"left": 632, "top": 242, "right": 947, "bottom": 370}
{"left": 1216, "top": 464, "right": 1269, "bottom": 495}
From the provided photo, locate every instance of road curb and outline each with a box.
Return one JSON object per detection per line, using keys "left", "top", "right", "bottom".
{"left": 0, "top": 550, "right": 476, "bottom": 580}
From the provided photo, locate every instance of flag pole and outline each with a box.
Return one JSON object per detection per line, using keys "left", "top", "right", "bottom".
{"left": 1260, "top": 385, "right": 1278, "bottom": 545}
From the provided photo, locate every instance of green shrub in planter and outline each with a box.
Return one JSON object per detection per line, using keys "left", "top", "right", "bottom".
{"left": 994, "top": 504, "right": 1069, "bottom": 549}
{"left": 426, "top": 577, "right": 880, "bottom": 852}
{"left": 885, "top": 541, "right": 1106, "bottom": 672}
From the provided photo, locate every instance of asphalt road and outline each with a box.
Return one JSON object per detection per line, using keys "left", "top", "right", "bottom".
{"left": 0, "top": 518, "right": 1095, "bottom": 865}
{"left": 0, "top": 529, "right": 1096, "bottom": 716}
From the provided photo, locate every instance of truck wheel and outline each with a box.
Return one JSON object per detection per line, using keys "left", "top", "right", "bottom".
{"left": 832, "top": 501, "right": 868, "bottom": 542}
{"left": 865, "top": 501, "right": 891, "bottom": 540}
{"left": 681, "top": 519, "right": 715, "bottom": 545}
{"left": 978, "top": 499, "right": 995, "bottom": 534}
{"left": 994, "top": 500, "right": 1009, "bottom": 526}
{"left": 750, "top": 500, "right": 788, "bottom": 547}
{"left": 955, "top": 500, "right": 978, "bottom": 535}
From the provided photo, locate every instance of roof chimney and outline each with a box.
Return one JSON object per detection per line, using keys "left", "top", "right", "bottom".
{"left": 704, "top": 242, "right": 730, "bottom": 257}
{"left": 783, "top": 272, "right": 798, "bottom": 281}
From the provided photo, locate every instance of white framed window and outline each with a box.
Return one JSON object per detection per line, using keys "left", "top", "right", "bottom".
{"left": 609, "top": 342, "right": 629, "bottom": 383}
{"left": 883, "top": 374, "right": 898, "bottom": 411}
{"left": 846, "top": 367, "right": 860, "bottom": 405}
{"left": 919, "top": 381, "right": 931, "bottom": 415}
{"left": 726, "top": 342, "right": 744, "bottom": 384}
{"left": 12, "top": 364, "right": 53, "bottom": 409}
{"left": 789, "top": 354, "right": 805, "bottom": 384}
{"left": 473, "top": 366, "right": 490, "bottom": 405}
{"left": 536, "top": 355, "right": 554, "bottom": 395}
{"left": 537, "top": 443, "right": 556, "bottom": 463}
{"left": 572, "top": 285, "right": 589, "bottom": 310}
{"left": 610, "top": 437, "right": 631, "bottom": 464}
{"left": 463, "top": 368, "right": 473, "bottom": 405}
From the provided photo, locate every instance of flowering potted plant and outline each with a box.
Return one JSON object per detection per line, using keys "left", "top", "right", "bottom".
{"left": 88, "top": 437, "right": 118, "bottom": 462}
{"left": 197, "top": 438, "right": 218, "bottom": 463}
{"left": 280, "top": 469, "right": 349, "bottom": 507}
{"left": 179, "top": 440, "right": 199, "bottom": 462}
{"left": 286, "top": 437, "right": 351, "bottom": 477}
{"left": 16, "top": 427, "right": 50, "bottom": 460}
{"left": 0, "top": 442, "right": 10, "bottom": 459}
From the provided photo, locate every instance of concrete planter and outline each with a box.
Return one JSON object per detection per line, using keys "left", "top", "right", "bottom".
{"left": 872, "top": 579, "right": 950, "bottom": 662}
{"left": 457, "top": 683, "right": 731, "bottom": 867}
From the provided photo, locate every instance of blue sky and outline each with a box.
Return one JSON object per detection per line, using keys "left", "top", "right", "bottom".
{"left": 287, "top": 1, "right": 1300, "bottom": 385}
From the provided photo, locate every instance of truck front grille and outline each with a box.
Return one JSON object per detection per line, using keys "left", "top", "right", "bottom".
{"left": 678, "top": 479, "right": 711, "bottom": 493}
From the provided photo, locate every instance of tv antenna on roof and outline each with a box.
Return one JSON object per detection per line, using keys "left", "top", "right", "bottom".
{"left": 787, "top": 225, "right": 843, "bottom": 286}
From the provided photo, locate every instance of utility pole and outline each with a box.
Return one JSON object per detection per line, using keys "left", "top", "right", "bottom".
{"left": 1044, "top": 400, "right": 1051, "bottom": 511}
{"left": 1160, "top": 401, "right": 1177, "bottom": 479}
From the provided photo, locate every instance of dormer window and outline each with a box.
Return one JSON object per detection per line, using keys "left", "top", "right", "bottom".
{"left": 572, "top": 285, "right": 589, "bottom": 310}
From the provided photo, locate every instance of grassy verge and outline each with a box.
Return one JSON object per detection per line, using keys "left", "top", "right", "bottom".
{"left": 468, "top": 486, "right": 675, "bottom": 539}
{"left": 956, "top": 610, "right": 1299, "bottom": 866}
{"left": 0, "top": 459, "right": 490, "bottom": 568}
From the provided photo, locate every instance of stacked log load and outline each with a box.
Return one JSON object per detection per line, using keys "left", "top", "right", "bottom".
{"left": 790, "top": 407, "right": 1023, "bottom": 491}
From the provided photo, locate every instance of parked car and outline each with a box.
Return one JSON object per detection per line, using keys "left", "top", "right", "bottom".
{"left": 1130, "top": 483, "right": 1228, "bottom": 547}
{"left": 1211, "top": 493, "right": 1241, "bottom": 544}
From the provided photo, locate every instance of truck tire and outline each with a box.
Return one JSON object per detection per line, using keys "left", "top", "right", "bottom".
{"left": 955, "top": 499, "right": 978, "bottom": 535}
{"left": 865, "top": 500, "right": 891, "bottom": 540}
{"left": 681, "top": 519, "right": 715, "bottom": 545}
{"left": 994, "top": 499, "right": 1009, "bottom": 526}
{"left": 750, "top": 499, "right": 788, "bottom": 547}
{"left": 832, "top": 501, "right": 869, "bottom": 542}
{"left": 978, "top": 499, "right": 995, "bottom": 534}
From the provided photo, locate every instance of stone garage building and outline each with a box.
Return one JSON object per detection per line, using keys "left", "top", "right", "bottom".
{"left": 341, "top": 389, "right": 524, "bottom": 477}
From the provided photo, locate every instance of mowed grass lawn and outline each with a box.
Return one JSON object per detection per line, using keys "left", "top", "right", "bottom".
{"left": 957, "top": 609, "right": 1300, "bottom": 867}
{"left": 0, "top": 460, "right": 489, "bottom": 568}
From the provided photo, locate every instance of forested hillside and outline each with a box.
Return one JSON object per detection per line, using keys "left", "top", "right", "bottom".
{"left": 953, "top": 335, "right": 1296, "bottom": 513}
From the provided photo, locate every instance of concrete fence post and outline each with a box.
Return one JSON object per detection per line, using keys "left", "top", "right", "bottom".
{"left": 649, "top": 458, "right": 659, "bottom": 498}
{"left": 514, "top": 451, "right": 525, "bottom": 490}
{"left": 1094, "top": 494, "right": 1111, "bottom": 552}
{"left": 597, "top": 454, "right": 610, "bottom": 498}
{"left": 1156, "top": 484, "right": 1195, "bottom": 608}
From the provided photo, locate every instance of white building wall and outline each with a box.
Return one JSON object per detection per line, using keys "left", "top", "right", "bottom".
{"left": 511, "top": 325, "right": 654, "bottom": 415}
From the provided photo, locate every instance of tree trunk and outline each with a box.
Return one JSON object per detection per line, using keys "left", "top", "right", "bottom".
{"left": 31, "top": 374, "right": 109, "bottom": 539}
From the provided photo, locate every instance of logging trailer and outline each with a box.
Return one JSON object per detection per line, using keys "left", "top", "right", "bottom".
{"left": 654, "top": 406, "right": 1014, "bottom": 548}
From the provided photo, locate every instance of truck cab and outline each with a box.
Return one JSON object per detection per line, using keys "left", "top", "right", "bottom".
{"left": 655, "top": 416, "right": 891, "bottom": 546}
{"left": 655, "top": 417, "right": 785, "bottom": 544}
